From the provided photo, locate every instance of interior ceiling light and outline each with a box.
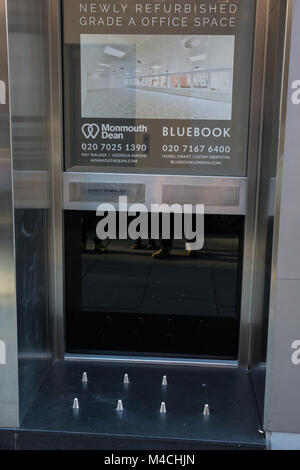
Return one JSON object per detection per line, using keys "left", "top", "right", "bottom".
{"left": 184, "top": 37, "right": 208, "bottom": 49}
{"left": 104, "top": 46, "right": 126, "bottom": 58}
{"left": 97, "top": 62, "right": 110, "bottom": 67}
{"left": 190, "top": 54, "right": 207, "bottom": 62}
{"left": 151, "top": 65, "right": 161, "bottom": 69}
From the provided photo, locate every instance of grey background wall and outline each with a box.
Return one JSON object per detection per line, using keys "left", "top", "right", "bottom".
{"left": 264, "top": 0, "right": 300, "bottom": 439}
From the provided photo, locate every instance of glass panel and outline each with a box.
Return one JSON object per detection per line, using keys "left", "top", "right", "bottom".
{"left": 63, "top": 0, "right": 256, "bottom": 176}
{"left": 65, "top": 212, "right": 244, "bottom": 359}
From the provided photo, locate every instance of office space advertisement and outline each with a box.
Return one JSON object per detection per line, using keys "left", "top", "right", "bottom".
{"left": 63, "top": 1, "right": 255, "bottom": 175}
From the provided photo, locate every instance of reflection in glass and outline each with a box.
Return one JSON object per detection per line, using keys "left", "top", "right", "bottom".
{"left": 65, "top": 212, "right": 244, "bottom": 359}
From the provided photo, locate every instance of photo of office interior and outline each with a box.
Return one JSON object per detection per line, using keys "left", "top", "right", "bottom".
{"left": 81, "top": 34, "right": 235, "bottom": 120}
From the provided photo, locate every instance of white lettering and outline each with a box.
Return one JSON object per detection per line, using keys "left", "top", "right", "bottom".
{"left": 291, "top": 340, "right": 300, "bottom": 365}
{"left": 162, "top": 127, "right": 231, "bottom": 138}
{"left": 0, "top": 340, "right": 6, "bottom": 365}
{"left": 291, "top": 80, "right": 300, "bottom": 104}
{"left": 0, "top": 80, "right": 6, "bottom": 105}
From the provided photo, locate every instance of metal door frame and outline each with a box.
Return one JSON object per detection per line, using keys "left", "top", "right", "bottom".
{"left": 48, "top": 0, "right": 282, "bottom": 368}
{"left": 238, "top": 0, "right": 269, "bottom": 367}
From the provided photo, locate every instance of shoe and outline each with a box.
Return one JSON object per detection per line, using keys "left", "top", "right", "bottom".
{"left": 85, "top": 230, "right": 96, "bottom": 251}
{"left": 188, "top": 241, "right": 208, "bottom": 256}
{"left": 132, "top": 240, "right": 143, "bottom": 250}
{"left": 188, "top": 250, "right": 199, "bottom": 257}
{"left": 152, "top": 248, "right": 170, "bottom": 259}
{"left": 146, "top": 241, "right": 157, "bottom": 250}
{"left": 85, "top": 239, "right": 95, "bottom": 251}
{"left": 95, "top": 240, "right": 108, "bottom": 253}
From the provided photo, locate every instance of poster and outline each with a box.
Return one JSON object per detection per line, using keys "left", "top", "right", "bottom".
{"left": 63, "top": 0, "right": 255, "bottom": 175}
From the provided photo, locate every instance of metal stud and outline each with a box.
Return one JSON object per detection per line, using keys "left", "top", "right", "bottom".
{"left": 116, "top": 400, "right": 124, "bottom": 412}
{"left": 162, "top": 375, "right": 168, "bottom": 386}
{"left": 160, "top": 402, "right": 167, "bottom": 413}
{"left": 82, "top": 372, "right": 88, "bottom": 383}
{"left": 73, "top": 398, "right": 79, "bottom": 410}
{"left": 203, "top": 404, "right": 210, "bottom": 416}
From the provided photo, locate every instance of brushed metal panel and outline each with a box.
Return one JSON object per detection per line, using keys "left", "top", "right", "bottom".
{"left": 162, "top": 185, "right": 240, "bottom": 206}
{"left": 265, "top": 280, "right": 300, "bottom": 433}
{"left": 69, "top": 182, "right": 145, "bottom": 203}
{"left": 13, "top": 171, "right": 50, "bottom": 209}
{"left": 65, "top": 354, "right": 237, "bottom": 368}
{"left": 63, "top": 172, "right": 247, "bottom": 214}
{"left": 49, "top": 0, "right": 65, "bottom": 359}
{"left": 7, "top": 0, "right": 53, "bottom": 424}
{"left": 249, "top": 0, "right": 290, "bottom": 423}
{"left": 238, "top": 0, "right": 269, "bottom": 368}
{"left": 0, "top": 0, "right": 19, "bottom": 428}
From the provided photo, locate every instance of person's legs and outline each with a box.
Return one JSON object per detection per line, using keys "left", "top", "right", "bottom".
{"left": 132, "top": 238, "right": 142, "bottom": 249}
{"left": 147, "top": 213, "right": 158, "bottom": 250}
{"left": 131, "top": 213, "right": 158, "bottom": 251}
{"left": 146, "top": 239, "right": 157, "bottom": 250}
{"left": 186, "top": 214, "right": 207, "bottom": 256}
{"left": 89, "top": 213, "right": 107, "bottom": 253}
{"left": 152, "top": 213, "right": 174, "bottom": 259}
{"left": 82, "top": 212, "right": 96, "bottom": 251}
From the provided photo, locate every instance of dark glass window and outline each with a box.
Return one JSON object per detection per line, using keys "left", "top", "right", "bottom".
{"left": 65, "top": 212, "right": 244, "bottom": 359}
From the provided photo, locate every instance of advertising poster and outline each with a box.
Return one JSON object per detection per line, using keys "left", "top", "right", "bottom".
{"left": 63, "top": 0, "right": 255, "bottom": 175}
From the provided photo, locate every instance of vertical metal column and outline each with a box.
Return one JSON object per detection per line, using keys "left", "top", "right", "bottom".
{"left": 238, "top": 0, "right": 269, "bottom": 367}
{"left": 265, "top": 0, "right": 300, "bottom": 448}
{"left": 0, "top": 0, "right": 19, "bottom": 428}
{"left": 49, "top": 0, "right": 65, "bottom": 359}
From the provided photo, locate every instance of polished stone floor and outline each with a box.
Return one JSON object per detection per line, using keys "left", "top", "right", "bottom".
{"left": 82, "top": 88, "right": 232, "bottom": 120}
{"left": 18, "top": 361, "right": 265, "bottom": 450}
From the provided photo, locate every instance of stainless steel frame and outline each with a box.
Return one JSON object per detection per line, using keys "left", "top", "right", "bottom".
{"left": 238, "top": 0, "right": 269, "bottom": 367}
{"left": 65, "top": 354, "right": 237, "bottom": 368}
{"left": 49, "top": 0, "right": 65, "bottom": 359}
{"left": 63, "top": 172, "right": 247, "bottom": 215}
{"left": 0, "top": 0, "right": 19, "bottom": 428}
{"left": 49, "top": 0, "right": 274, "bottom": 366}
{"left": 6, "top": 0, "right": 55, "bottom": 423}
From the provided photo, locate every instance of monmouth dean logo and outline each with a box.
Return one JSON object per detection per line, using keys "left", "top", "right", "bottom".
{"left": 82, "top": 123, "right": 100, "bottom": 139}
